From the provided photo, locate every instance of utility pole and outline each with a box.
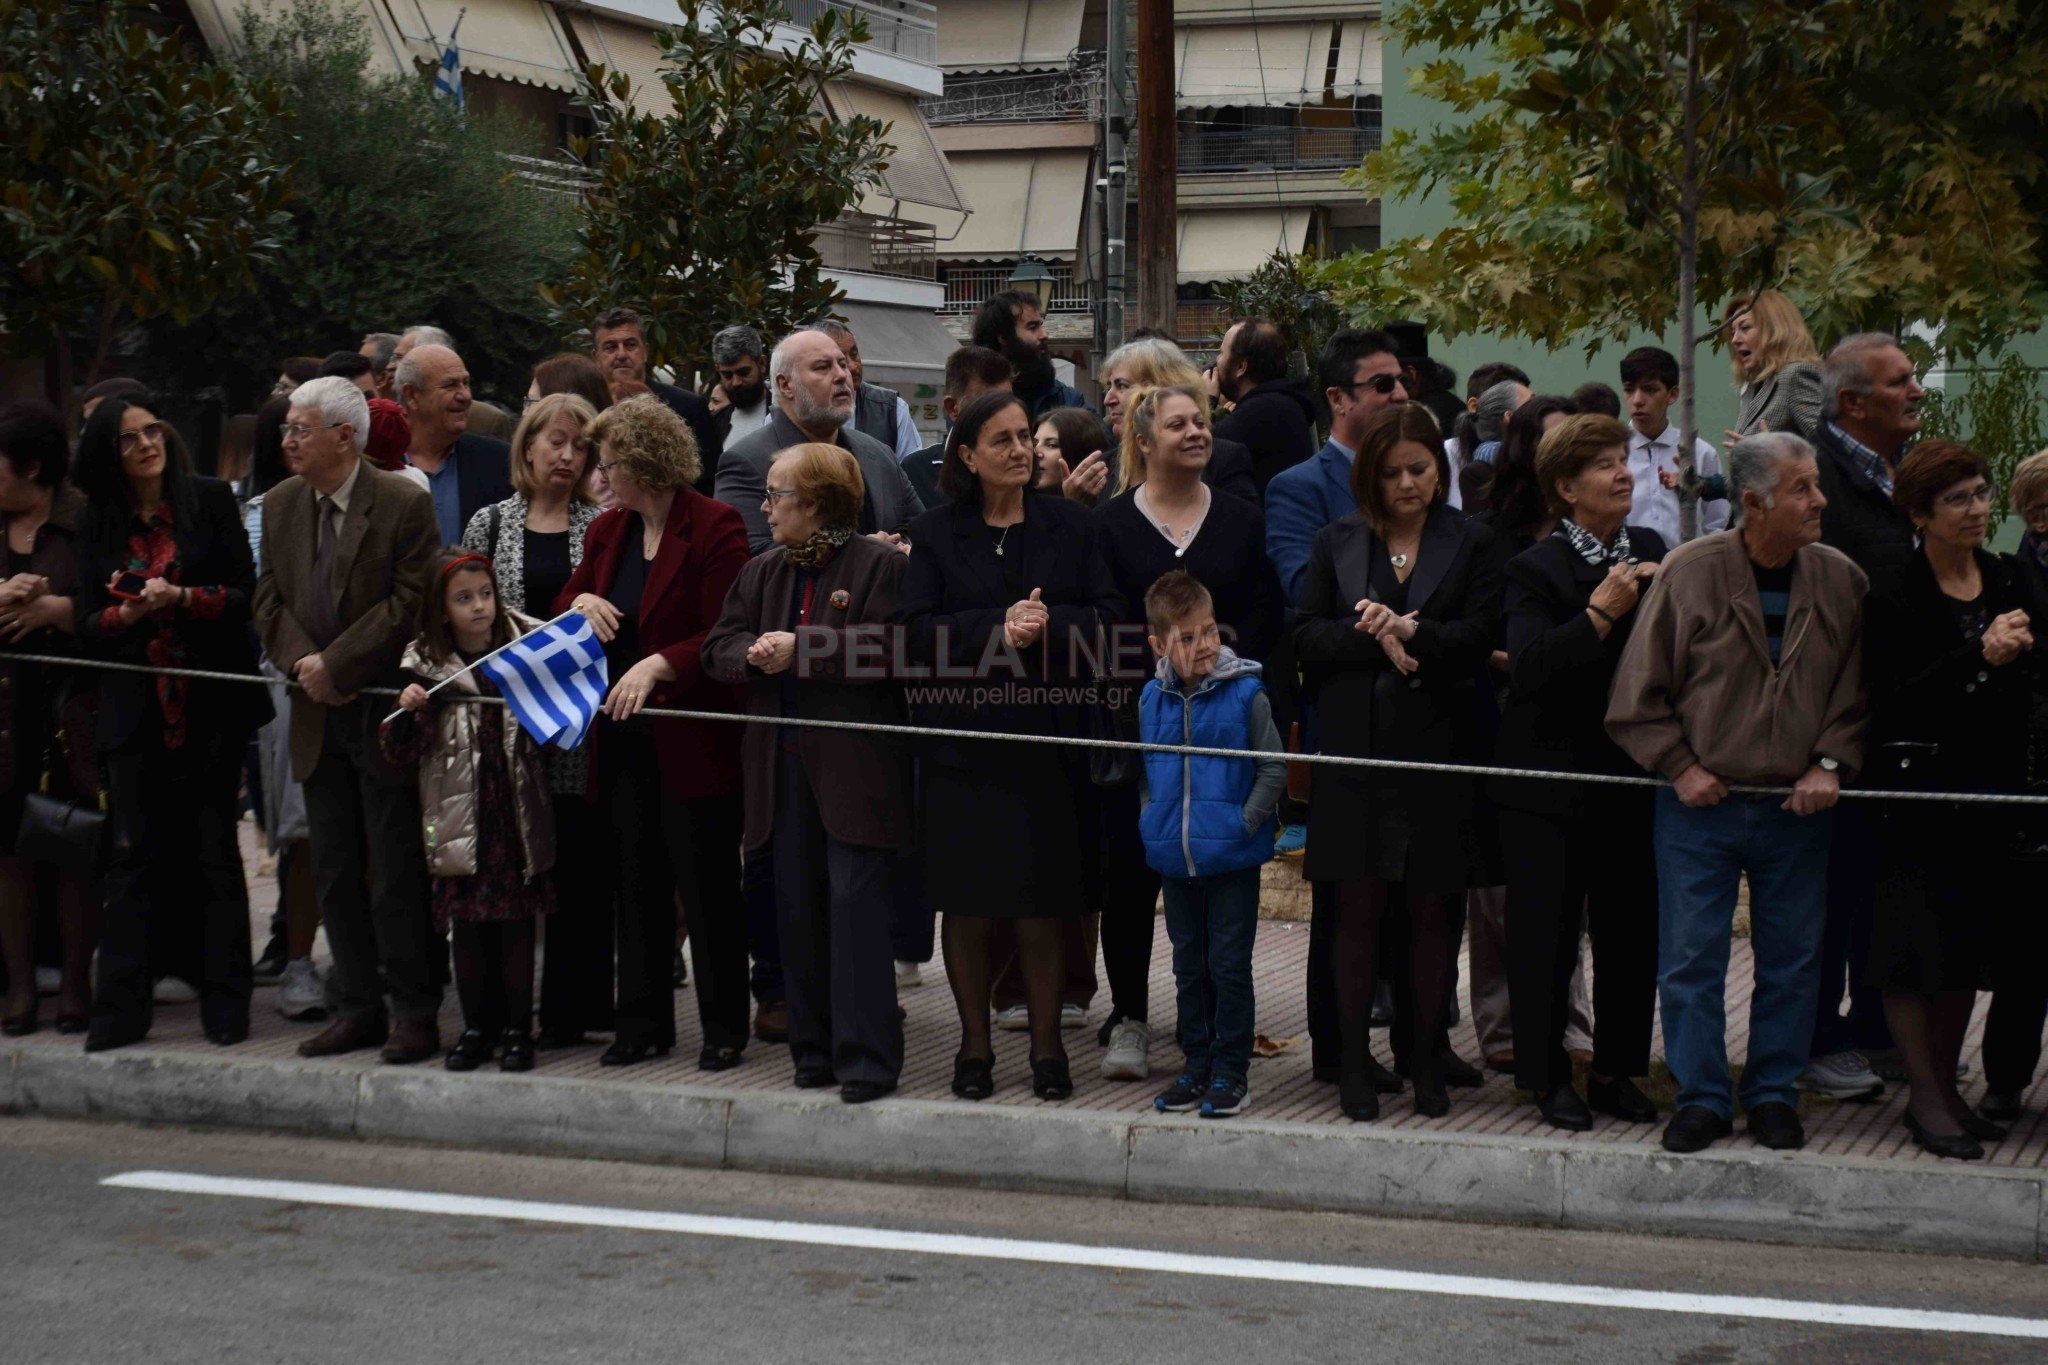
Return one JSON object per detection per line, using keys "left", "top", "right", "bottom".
{"left": 1099, "top": 0, "right": 1130, "bottom": 354}
{"left": 1134, "top": 0, "right": 1176, "bottom": 339}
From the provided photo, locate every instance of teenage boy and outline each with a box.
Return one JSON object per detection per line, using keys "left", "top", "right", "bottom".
{"left": 1138, "top": 572, "right": 1287, "bottom": 1119}
{"left": 1621, "top": 347, "right": 1729, "bottom": 544}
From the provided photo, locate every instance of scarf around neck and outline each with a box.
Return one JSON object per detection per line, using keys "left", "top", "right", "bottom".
{"left": 1557, "top": 517, "right": 1632, "bottom": 567}
{"left": 784, "top": 523, "right": 852, "bottom": 570}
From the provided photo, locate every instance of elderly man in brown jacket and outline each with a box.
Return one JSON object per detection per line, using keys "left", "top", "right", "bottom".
{"left": 1607, "top": 430, "right": 1868, "bottom": 1156}
{"left": 255, "top": 377, "right": 444, "bottom": 1065}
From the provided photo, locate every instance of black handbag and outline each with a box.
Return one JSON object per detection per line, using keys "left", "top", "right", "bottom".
{"left": 1088, "top": 678, "right": 1141, "bottom": 789}
{"left": 14, "top": 725, "right": 104, "bottom": 888}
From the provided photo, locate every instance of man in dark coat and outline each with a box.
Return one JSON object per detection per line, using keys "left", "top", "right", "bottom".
{"left": 593, "top": 305, "right": 723, "bottom": 474}
{"left": 1212, "top": 318, "right": 1319, "bottom": 495}
{"left": 395, "top": 343, "right": 511, "bottom": 546}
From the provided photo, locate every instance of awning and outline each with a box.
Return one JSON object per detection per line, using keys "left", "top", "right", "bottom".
{"left": 828, "top": 302, "right": 958, "bottom": 437}
{"left": 388, "top": 0, "right": 581, "bottom": 92}
{"left": 1176, "top": 208, "right": 1313, "bottom": 283}
{"left": 562, "top": 11, "right": 676, "bottom": 117}
{"left": 939, "top": 0, "right": 1086, "bottom": 73}
{"left": 940, "top": 149, "right": 1091, "bottom": 261}
{"left": 822, "top": 82, "right": 969, "bottom": 215}
{"left": 1177, "top": 23, "right": 1334, "bottom": 108}
{"left": 187, "top": 0, "right": 409, "bottom": 77}
{"left": 1334, "top": 19, "right": 1384, "bottom": 98}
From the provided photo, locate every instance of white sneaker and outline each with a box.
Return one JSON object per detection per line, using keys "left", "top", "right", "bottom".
{"left": 35, "top": 965, "right": 60, "bottom": 996}
{"left": 275, "top": 958, "right": 327, "bottom": 1021}
{"left": 994, "top": 1004, "right": 1030, "bottom": 1032}
{"left": 1799, "top": 1049, "right": 1883, "bottom": 1100}
{"left": 1101, "top": 1019, "right": 1151, "bottom": 1081}
{"left": 1060, "top": 1003, "right": 1086, "bottom": 1030}
{"left": 152, "top": 976, "right": 199, "bottom": 1005}
{"left": 894, "top": 960, "right": 923, "bottom": 989}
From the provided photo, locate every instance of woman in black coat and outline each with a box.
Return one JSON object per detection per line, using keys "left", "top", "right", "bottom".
{"left": 895, "top": 390, "right": 1122, "bottom": 1102}
{"left": 74, "top": 394, "right": 269, "bottom": 1051}
{"left": 1862, "top": 440, "right": 2034, "bottom": 1160}
{"left": 1494, "top": 414, "right": 1665, "bottom": 1131}
{"left": 1295, "top": 403, "right": 1501, "bottom": 1122}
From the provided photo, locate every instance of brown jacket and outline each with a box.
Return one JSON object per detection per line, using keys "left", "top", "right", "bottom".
{"left": 702, "top": 534, "right": 911, "bottom": 852}
{"left": 253, "top": 460, "right": 440, "bottom": 781}
{"left": 1607, "top": 528, "right": 1868, "bottom": 785}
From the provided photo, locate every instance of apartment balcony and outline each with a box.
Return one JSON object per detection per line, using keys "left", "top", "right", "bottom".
{"left": 788, "top": 0, "right": 937, "bottom": 65}
{"left": 938, "top": 262, "right": 1090, "bottom": 315}
{"left": 1178, "top": 118, "right": 1381, "bottom": 176}
{"left": 925, "top": 53, "right": 1107, "bottom": 126}
{"left": 818, "top": 210, "right": 939, "bottom": 282}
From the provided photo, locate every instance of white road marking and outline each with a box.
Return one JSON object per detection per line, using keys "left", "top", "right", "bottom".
{"left": 104, "top": 1170, "right": 2047, "bottom": 1340}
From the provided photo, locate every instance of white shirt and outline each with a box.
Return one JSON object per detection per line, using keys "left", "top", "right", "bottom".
{"left": 1443, "top": 437, "right": 1465, "bottom": 511}
{"left": 727, "top": 398, "right": 771, "bottom": 441}
{"left": 1628, "top": 424, "right": 1728, "bottom": 545}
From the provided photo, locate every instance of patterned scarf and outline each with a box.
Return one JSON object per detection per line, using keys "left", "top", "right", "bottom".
{"left": 783, "top": 523, "right": 852, "bottom": 570}
{"left": 2023, "top": 530, "right": 2048, "bottom": 573}
{"left": 1556, "top": 517, "right": 1632, "bottom": 566}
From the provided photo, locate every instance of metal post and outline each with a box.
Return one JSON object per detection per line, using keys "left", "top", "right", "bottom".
{"left": 1100, "top": 0, "right": 1130, "bottom": 354}
{"left": 1134, "top": 0, "right": 1176, "bottom": 339}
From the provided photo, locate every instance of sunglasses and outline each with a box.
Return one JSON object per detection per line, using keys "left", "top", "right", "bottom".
{"left": 1338, "top": 374, "right": 1404, "bottom": 397}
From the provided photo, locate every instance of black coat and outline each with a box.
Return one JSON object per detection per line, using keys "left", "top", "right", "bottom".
{"left": 447, "top": 432, "right": 514, "bottom": 544}
{"left": 1293, "top": 504, "right": 1502, "bottom": 888}
{"left": 1493, "top": 527, "right": 1670, "bottom": 816}
{"left": 1811, "top": 421, "right": 1914, "bottom": 584}
{"left": 1095, "top": 486, "right": 1286, "bottom": 667}
{"left": 78, "top": 475, "right": 269, "bottom": 752}
{"left": 649, "top": 380, "right": 723, "bottom": 494}
{"left": 1214, "top": 379, "right": 1319, "bottom": 496}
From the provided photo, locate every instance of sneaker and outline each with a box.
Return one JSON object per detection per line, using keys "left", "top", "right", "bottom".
{"left": 1800, "top": 1050, "right": 1883, "bottom": 1100}
{"left": 1154, "top": 1070, "right": 1208, "bottom": 1112}
{"left": 1199, "top": 1076, "right": 1248, "bottom": 1119}
{"left": 1101, "top": 1019, "right": 1151, "bottom": 1080}
{"left": 1274, "top": 824, "right": 1306, "bottom": 858}
{"left": 894, "top": 960, "right": 923, "bottom": 989}
{"left": 994, "top": 1004, "right": 1030, "bottom": 1032}
{"left": 1060, "top": 1003, "right": 1086, "bottom": 1030}
{"left": 275, "top": 958, "right": 327, "bottom": 1021}
{"left": 152, "top": 977, "right": 199, "bottom": 1005}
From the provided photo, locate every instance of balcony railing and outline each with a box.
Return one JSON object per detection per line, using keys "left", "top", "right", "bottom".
{"left": 938, "top": 262, "right": 1091, "bottom": 315}
{"left": 787, "top": 0, "right": 937, "bottom": 64}
{"left": 926, "top": 53, "right": 1107, "bottom": 126}
{"left": 1177, "top": 120, "right": 1381, "bottom": 175}
{"left": 504, "top": 153, "right": 599, "bottom": 203}
{"left": 818, "top": 210, "right": 938, "bottom": 281}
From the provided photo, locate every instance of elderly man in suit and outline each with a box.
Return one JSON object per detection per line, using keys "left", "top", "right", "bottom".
{"left": 256, "top": 376, "right": 444, "bottom": 1064}
{"left": 714, "top": 328, "right": 925, "bottom": 556}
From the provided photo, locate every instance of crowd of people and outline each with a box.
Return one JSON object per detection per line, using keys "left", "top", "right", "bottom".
{"left": 0, "top": 288, "right": 2042, "bottom": 1159}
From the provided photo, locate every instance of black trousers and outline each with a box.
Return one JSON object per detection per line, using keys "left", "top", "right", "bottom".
{"left": 607, "top": 734, "right": 747, "bottom": 1052}
{"left": 772, "top": 748, "right": 901, "bottom": 1086}
{"left": 538, "top": 792, "right": 615, "bottom": 1035}
{"left": 94, "top": 724, "right": 252, "bottom": 1038}
{"left": 302, "top": 705, "right": 439, "bottom": 1024}
{"left": 1500, "top": 795, "right": 1658, "bottom": 1093}
{"left": 1306, "top": 877, "right": 1339, "bottom": 1074}
{"left": 1095, "top": 781, "right": 1153, "bottom": 1022}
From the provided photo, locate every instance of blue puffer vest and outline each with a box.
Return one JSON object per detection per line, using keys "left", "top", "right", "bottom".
{"left": 1138, "top": 655, "right": 1276, "bottom": 878}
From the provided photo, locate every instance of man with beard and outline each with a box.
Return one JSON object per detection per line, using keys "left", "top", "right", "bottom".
{"left": 1211, "top": 318, "right": 1318, "bottom": 495}
{"left": 592, "top": 306, "right": 721, "bottom": 473}
{"left": 710, "top": 325, "right": 774, "bottom": 449}
{"left": 970, "top": 290, "right": 1083, "bottom": 420}
{"left": 809, "top": 318, "right": 923, "bottom": 461}
{"left": 714, "top": 328, "right": 925, "bottom": 555}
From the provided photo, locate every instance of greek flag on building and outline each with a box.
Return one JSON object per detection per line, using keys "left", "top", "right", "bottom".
{"left": 432, "top": 13, "right": 464, "bottom": 110}
{"left": 480, "top": 613, "right": 607, "bottom": 750}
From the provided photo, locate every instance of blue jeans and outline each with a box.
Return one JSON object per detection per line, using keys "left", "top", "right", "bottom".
{"left": 1654, "top": 790, "right": 1833, "bottom": 1117}
{"left": 1161, "top": 864, "right": 1261, "bottom": 1084}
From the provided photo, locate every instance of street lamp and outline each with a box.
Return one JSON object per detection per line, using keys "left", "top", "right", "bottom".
{"left": 1007, "top": 254, "right": 1055, "bottom": 310}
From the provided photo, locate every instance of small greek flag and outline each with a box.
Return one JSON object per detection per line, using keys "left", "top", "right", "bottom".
{"left": 480, "top": 612, "right": 607, "bottom": 750}
{"left": 433, "top": 11, "right": 464, "bottom": 109}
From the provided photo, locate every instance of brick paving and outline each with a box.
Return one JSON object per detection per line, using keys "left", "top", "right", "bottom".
{"left": 15, "top": 820, "right": 2045, "bottom": 1171}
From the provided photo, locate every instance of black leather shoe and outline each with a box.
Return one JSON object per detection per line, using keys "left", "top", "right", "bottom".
{"left": 793, "top": 1064, "right": 837, "bottom": 1089}
{"left": 1369, "top": 981, "right": 1394, "bottom": 1027}
{"left": 1338, "top": 1072, "right": 1380, "bottom": 1122}
{"left": 1954, "top": 1108, "right": 2007, "bottom": 1143}
{"left": 251, "top": 938, "right": 290, "bottom": 986}
{"left": 1745, "top": 1100, "right": 1805, "bottom": 1151}
{"left": 1031, "top": 1054, "right": 1073, "bottom": 1100}
{"left": 1588, "top": 1075, "right": 1660, "bottom": 1124}
{"left": 1396, "top": 1049, "right": 1480, "bottom": 1088}
{"left": 444, "top": 1029, "right": 493, "bottom": 1071}
{"left": 1980, "top": 1090, "right": 2025, "bottom": 1123}
{"left": 1411, "top": 1068, "right": 1451, "bottom": 1118}
{"left": 840, "top": 1079, "right": 895, "bottom": 1105}
{"left": 83, "top": 1021, "right": 148, "bottom": 1053}
{"left": 2, "top": 1002, "right": 37, "bottom": 1036}
{"left": 1903, "top": 1111, "right": 1984, "bottom": 1160}
{"left": 203, "top": 1023, "right": 248, "bottom": 1047}
{"left": 1330, "top": 1054, "right": 1403, "bottom": 1093}
{"left": 951, "top": 1053, "right": 994, "bottom": 1100}
{"left": 1661, "top": 1105, "right": 1733, "bottom": 1153}
{"left": 1538, "top": 1083, "right": 1593, "bottom": 1131}
{"left": 600, "top": 1038, "right": 671, "bottom": 1068}
{"left": 498, "top": 1030, "right": 535, "bottom": 1073}
{"left": 696, "top": 1044, "right": 742, "bottom": 1072}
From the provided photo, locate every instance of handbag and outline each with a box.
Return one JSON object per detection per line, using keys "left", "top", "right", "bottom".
{"left": 1087, "top": 676, "right": 1141, "bottom": 789}
{"left": 14, "top": 690, "right": 105, "bottom": 887}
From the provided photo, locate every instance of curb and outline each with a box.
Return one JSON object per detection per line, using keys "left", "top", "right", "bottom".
{"left": 7, "top": 1043, "right": 2043, "bottom": 1261}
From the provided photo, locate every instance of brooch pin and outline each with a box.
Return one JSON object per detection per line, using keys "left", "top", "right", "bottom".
{"left": 829, "top": 589, "right": 851, "bottom": 610}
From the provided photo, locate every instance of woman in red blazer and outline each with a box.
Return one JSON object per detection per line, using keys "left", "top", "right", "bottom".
{"left": 557, "top": 396, "right": 751, "bottom": 1070}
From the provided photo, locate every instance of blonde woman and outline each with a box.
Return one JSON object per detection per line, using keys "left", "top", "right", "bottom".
{"left": 1722, "top": 290, "right": 1824, "bottom": 441}
{"left": 1097, "top": 337, "right": 1258, "bottom": 505}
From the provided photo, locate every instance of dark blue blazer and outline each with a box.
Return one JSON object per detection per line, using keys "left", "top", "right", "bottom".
{"left": 1265, "top": 439, "right": 1357, "bottom": 605}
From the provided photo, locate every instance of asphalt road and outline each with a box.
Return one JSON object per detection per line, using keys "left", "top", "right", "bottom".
{"left": 3, "top": 1117, "right": 2045, "bottom": 1363}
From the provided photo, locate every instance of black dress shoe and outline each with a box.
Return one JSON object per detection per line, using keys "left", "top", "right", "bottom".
{"left": 1980, "top": 1090, "right": 2025, "bottom": 1123}
{"left": 251, "top": 938, "right": 290, "bottom": 986}
{"left": 793, "top": 1064, "right": 837, "bottom": 1089}
{"left": 498, "top": 1030, "right": 535, "bottom": 1073}
{"left": 203, "top": 1024, "right": 248, "bottom": 1047}
{"left": 83, "top": 1022, "right": 148, "bottom": 1053}
{"left": 1745, "top": 1100, "right": 1805, "bottom": 1151}
{"left": 1538, "top": 1083, "right": 1593, "bottom": 1132}
{"left": 1903, "top": 1110, "right": 1984, "bottom": 1161}
{"left": 1338, "top": 1072, "right": 1380, "bottom": 1122}
{"left": 951, "top": 1053, "right": 994, "bottom": 1100}
{"left": 1411, "top": 1067, "right": 1451, "bottom": 1118}
{"left": 696, "top": 1043, "right": 742, "bottom": 1072}
{"left": 1328, "top": 1054, "right": 1403, "bottom": 1092}
{"left": 1587, "top": 1075, "right": 1660, "bottom": 1124}
{"left": 1954, "top": 1108, "right": 2007, "bottom": 1143}
{"left": 445, "top": 1029, "right": 494, "bottom": 1072}
{"left": 600, "top": 1038, "right": 671, "bottom": 1068}
{"left": 1031, "top": 1054, "right": 1073, "bottom": 1100}
{"left": 1396, "top": 1049, "right": 1481, "bottom": 1088}
{"left": 1661, "top": 1104, "right": 1733, "bottom": 1153}
{"left": 2, "top": 1002, "right": 37, "bottom": 1036}
{"left": 840, "top": 1079, "right": 895, "bottom": 1105}
{"left": 1370, "top": 981, "right": 1394, "bottom": 1027}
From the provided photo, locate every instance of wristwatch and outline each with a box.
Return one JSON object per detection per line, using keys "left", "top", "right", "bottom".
{"left": 1816, "top": 756, "right": 1841, "bottom": 773}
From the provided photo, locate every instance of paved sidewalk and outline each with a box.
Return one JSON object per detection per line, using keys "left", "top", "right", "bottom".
{"left": 4, "top": 824, "right": 2045, "bottom": 1259}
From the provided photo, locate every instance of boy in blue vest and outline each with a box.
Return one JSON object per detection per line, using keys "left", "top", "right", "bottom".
{"left": 1139, "top": 571, "right": 1287, "bottom": 1118}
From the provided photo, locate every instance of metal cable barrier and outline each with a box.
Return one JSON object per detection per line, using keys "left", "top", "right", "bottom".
{"left": 8, "top": 649, "right": 2047, "bottom": 807}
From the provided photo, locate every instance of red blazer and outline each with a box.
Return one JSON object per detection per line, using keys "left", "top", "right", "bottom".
{"left": 555, "top": 489, "right": 749, "bottom": 800}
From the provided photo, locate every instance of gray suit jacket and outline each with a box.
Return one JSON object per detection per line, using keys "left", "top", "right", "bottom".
{"left": 1737, "top": 360, "right": 1824, "bottom": 441}
{"left": 713, "top": 408, "right": 925, "bottom": 554}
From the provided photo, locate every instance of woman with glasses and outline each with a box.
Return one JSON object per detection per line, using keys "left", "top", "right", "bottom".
{"left": 1096, "top": 338, "right": 1256, "bottom": 506}
{"left": 1863, "top": 440, "right": 2034, "bottom": 1159}
{"left": 74, "top": 394, "right": 269, "bottom": 1052}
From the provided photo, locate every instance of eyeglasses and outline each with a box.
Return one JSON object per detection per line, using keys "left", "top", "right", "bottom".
{"left": 279, "top": 422, "right": 342, "bottom": 441}
{"left": 1936, "top": 482, "right": 1996, "bottom": 512}
{"left": 1338, "top": 374, "right": 1405, "bottom": 397}
{"left": 117, "top": 422, "right": 168, "bottom": 453}
{"left": 594, "top": 460, "right": 618, "bottom": 476}
{"left": 762, "top": 488, "right": 800, "bottom": 503}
